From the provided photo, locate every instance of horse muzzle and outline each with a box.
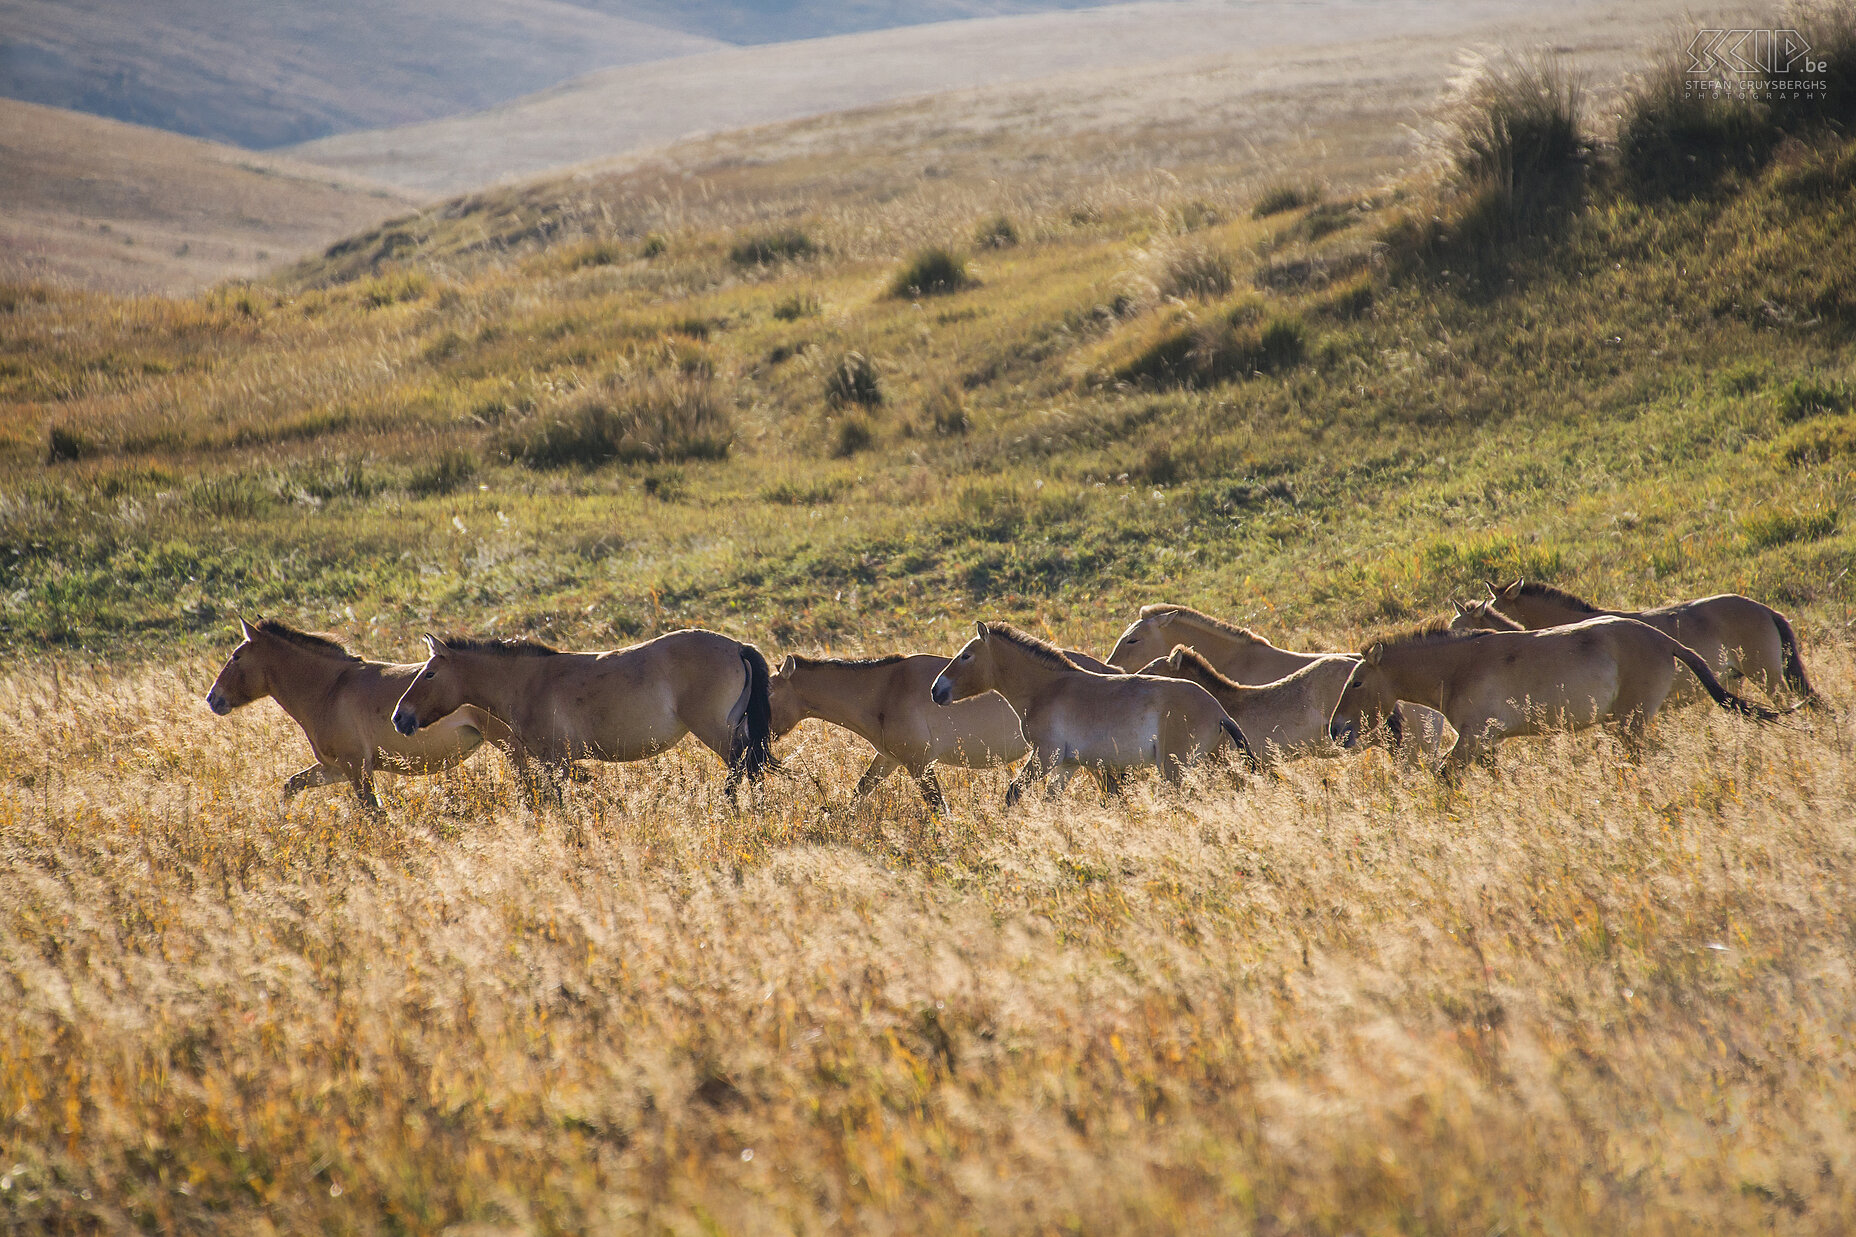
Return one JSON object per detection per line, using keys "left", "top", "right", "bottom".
{"left": 930, "top": 676, "right": 953, "bottom": 706}
{"left": 206, "top": 692, "right": 231, "bottom": 716}
{"left": 392, "top": 707, "right": 419, "bottom": 736}
{"left": 1329, "top": 718, "right": 1359, "bottom": 749}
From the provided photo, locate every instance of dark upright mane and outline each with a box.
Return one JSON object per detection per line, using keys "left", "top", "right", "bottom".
{"left": 254, "top": 620, "right": 359, "bottom": 661}
{"left": 1140, "top": 604, "right": 1273, "bottom": 645}
{"left": 1510, "top": 580, "right": 1599, "bottom": 613}
{"left": 980, "top": 622, "right": 1083, "bottom": 670}
{"left": 1366, "top": 616, "right": 1500, "bottom": 652}
{"left": 436, "top": 636, "right": 561, "bottom": 657}
{"left": 787, "top": 653, "right": 913, "bottom": 669}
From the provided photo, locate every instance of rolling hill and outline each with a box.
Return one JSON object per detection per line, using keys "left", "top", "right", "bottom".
{"left": 286, "top": 0, "right": 1727, "bottom": 196}
{"left": 0, "top": 0, "right": 726, "bottom": 148}
{"left": 0, "top": 99, "right": 418, "bottom": 295}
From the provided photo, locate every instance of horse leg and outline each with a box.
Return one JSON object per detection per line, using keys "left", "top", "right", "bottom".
{"left": 853, "top": 754, "right": 902, "bottom": 802}
{"left": 1043, "top": 762, "right": 1079, "bottom": 799}
{"left": 282, "top": 763, "right": 343, "bottom": 800}
{"left": 349, "top": 768, "right": 384, "bottom": 816}
{"left": 908, "top": 765, "right": 950, "bottom": 814}
{"left": 1004, "top": 757, "right": 1045, "bottom": 808}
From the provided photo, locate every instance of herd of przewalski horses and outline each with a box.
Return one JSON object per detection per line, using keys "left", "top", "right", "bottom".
{"left": 205, "top": 579, "right": 1820, "bottom": 815}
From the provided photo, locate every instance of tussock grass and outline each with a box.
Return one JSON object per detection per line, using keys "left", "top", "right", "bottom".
{"left": 889, "top": 247, "right": 970, "bottom": 298}
{"left": 502, "top": 372, "right": 732, "bottom": 469}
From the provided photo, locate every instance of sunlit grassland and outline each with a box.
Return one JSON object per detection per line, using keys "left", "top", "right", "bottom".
{"left": 1, "top": 649, "right": 1853, "bottom": 1232}
{"left": 3, "top": 132, "right": 1853, "bottom": 657}
{"left": 4, "top": 34, "right": 1856, "bottom": 1231}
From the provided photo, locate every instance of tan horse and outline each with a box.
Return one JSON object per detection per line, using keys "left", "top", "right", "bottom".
{"left": 771, "top": 654, "right": 1030, "bottom": 810}
{"left": 1106, "top": 605, "right": 1327, "bottom": 682}
{"left": 1132, "top": 645, "right": 1359, "bottom": 763}
{"left": 1464, "top": 579, "right": 1818, "bottom": 707}
{"left": 206, "top": 618, "right": 512, "bottom": 812}
{"left": 1330, "top": 616, "right": 1779, "bottom": 779}
{"left": 932, "top": 622, "right": 1253, "bottom": 803}
{"left": 392, "top": 628, "right": 774, "bottom": 804}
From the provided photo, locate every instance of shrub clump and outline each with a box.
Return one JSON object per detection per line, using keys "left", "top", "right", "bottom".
{"left": 1442, "top": 54, "right": 1588, "bottom": 240}
{"left": 1777, "top": 375, "right": 1851, "bottom": 422}
{"left": 1252, "top": 184, "right": 1316, "bottom": 218}
{"left": 730, "top": 228, "right": 814, "bottom": 267}
{"left": 890, "top": 248, "right": 969, "bottom": 298}
{"left": 1116, "top": 312, "right": 1307, "bottom": 388}
{"left": 772, "top": 291, "right": 819, "bottom": 321}
{"left": 1742, "top": 505, "right": 1840, "bottom": 549}
{"left": 974, "top": 215, "right": 1019, "bottom": 249}
{"left": 1155, "top": 243, "right": 1235, "bottom": 300}
{"left": 407, "top": 449, "right": 477, "bottom": 497}
{"left": 823, "top": 351, "right": 883, "bottom": 408}
{"left": 1618, "top": 7, "right": 1856, "bottom": 199}
{"left": 923, "top": 384, "right": 971, "bottom": 436}
{"left": 46, "top": 424, "right": 95, "bottom": 464}
{"left": 503, "top": 373, "right": 731, "bottom": 469}
{"left": 832, "top": 414, "right": 876, "bottom": 457}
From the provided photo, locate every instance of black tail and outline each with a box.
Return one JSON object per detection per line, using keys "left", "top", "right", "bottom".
{"left": 727, "top": 644, "right": 778, "bottom": 787}
{"left": 1670, "top": 640, "right": 1782, "bottom": 723}
{"left": 1219, "top": 717, "right": 1259, "bottom": 770}
{"left": 1772, "top": 610, "right": 1820, "bottom": 707}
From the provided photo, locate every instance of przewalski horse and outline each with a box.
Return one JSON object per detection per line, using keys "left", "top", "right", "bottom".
{"left": 1105, "top": 605, "right": 1328, "bottom": 682}
{"left": 1460, "top": 579, "right": 1819, "bottom": 708}
{"left": 1330, "top": 616, "right": 1780, "bottom": 780}
{"left": 391, "top": 628, "right": 774, "bottom": 806}
{"left": 932, "top": 622, "right": 1254, "bottom": 804}
{"left": 206, "top": 618, "right": 512, "bottom": 813}
{"left": 770, "top": 653, "right": 1030, "bottom": 811}
{"left": 1132, "top": 645, "right": 1360, "bottom": 764}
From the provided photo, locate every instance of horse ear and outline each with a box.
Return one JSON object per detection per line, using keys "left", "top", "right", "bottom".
{"left": 238, "top": 616, "right": 257, "bottom": 639}
{"left": 1451, "top": 597, "right": 1466, "bottom": 616}
{"left": 1150, "top": 609, "right": 1176, "bottom": 627}
{"left": 1364, "top": 642, "right": 1384, "bottom": 667}
{"left": 1499, "top": 578, "right": 1522, "bottom": 600}
{"left": 423, "top": 632, "right": 445, "bottom": 656}
{"left": 1482, "top": 579, "right": 1499, "bottom": 601}
{"left": 975, "top": 620, "right": 988, "bottom": 636}
{"left": 777, "top": 654, "right": 796, "bottom": 677}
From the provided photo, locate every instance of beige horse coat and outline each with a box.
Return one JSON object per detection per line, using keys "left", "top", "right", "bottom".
{"left": 771, "top": 653, "right": 1029, "bottom": 810}
{"left": 1331, "top": 616, "right": 1778, "bottom": 778}
{"left": 206, "top": 618, "right": 510, "bottom": 812}
{"left": 933, "top": 621, "right": 1253, "bottom": 804}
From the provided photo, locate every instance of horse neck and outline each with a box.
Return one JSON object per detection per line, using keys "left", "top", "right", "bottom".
{"left": 790, "top": 663, "right": 887, "bottom": 737}
{"left": 983, "top": 641, "right": 1072, "bottom": 706}
{"left": 1377, "top": 642, "right": 1464, "bottom": 711}
{"left": 1506, "top": 594, "right": 1604, "bottom": 626}
{"left": 254, "top": 642, "right": 353, "bottom": 720}
{"left": 447, "top": 650, "right": 540, "bottom": 718}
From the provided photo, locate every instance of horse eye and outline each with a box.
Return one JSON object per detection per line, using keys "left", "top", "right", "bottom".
{"left": 422, "top": 670, "right": 435, "bottom": 679}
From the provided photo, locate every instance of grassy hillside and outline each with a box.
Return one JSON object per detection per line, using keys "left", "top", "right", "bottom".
{"left": 4, "top": 28, "right": 1856, "bottom": 1234}
{"left": 0, "top": 100, "right": 416, "bottom": 296}
{"left": 5, "top": 108, "right": 1852, "bottom": 661}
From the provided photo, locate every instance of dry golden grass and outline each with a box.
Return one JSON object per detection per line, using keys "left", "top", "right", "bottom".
{"left": 2, "top": 642, "right": 1853, "bottom": 1233}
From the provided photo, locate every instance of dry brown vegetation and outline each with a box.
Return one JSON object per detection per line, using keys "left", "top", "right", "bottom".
{"left": 6, "top": 6, "right": 1856, "bottom": 1231}
{"left": 1, "top": 647, "right": 1852, "bottom": 1233}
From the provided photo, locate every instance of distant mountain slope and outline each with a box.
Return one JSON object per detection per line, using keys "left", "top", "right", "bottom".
{"left": 0, "top": 0, "right": 726, "bottom": 148}
{"left": 286, "top": 0, "right": 1712, "bottom": 197}
{"left": 0, "top": 99, "right": 416, "bottom": 294}
{"left": 596, "top": 0, "right": 1103, "bottom": 44}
